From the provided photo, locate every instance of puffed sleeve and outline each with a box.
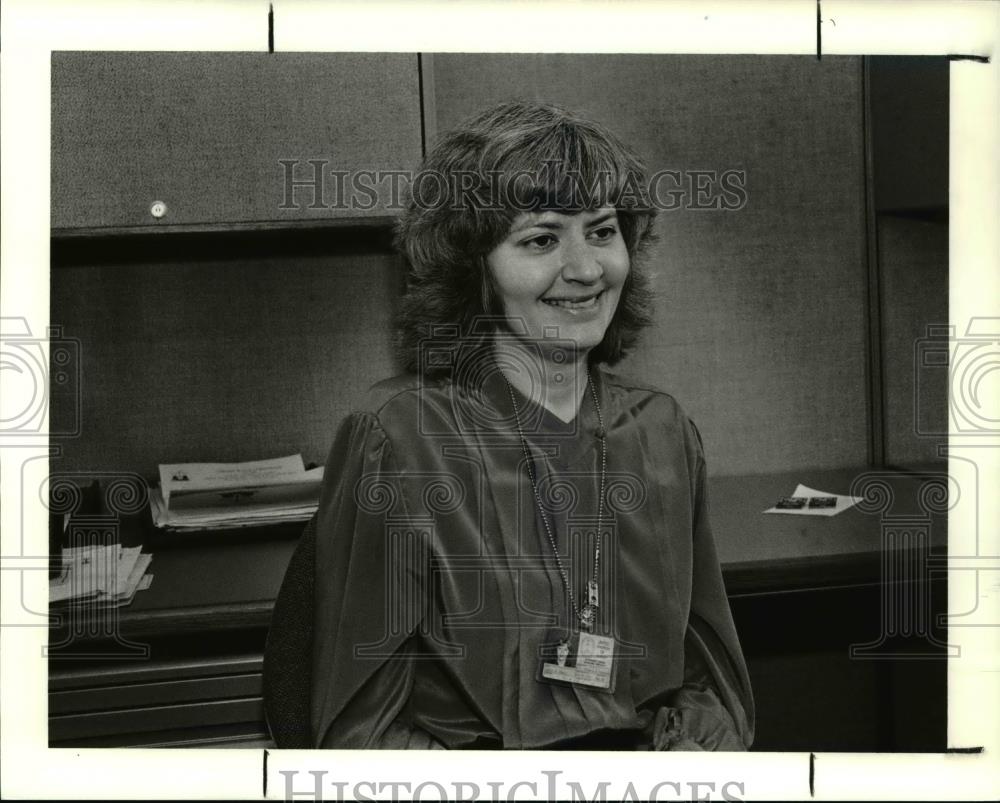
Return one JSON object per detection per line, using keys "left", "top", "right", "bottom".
{"left": 648, "top": 419, "right": 755, "bottom": 751}
{"left": 310, "top": 412, "right": 445, "bottom": 748}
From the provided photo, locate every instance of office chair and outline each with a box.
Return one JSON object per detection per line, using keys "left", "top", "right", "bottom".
{"left": 262, "top": 515, "right": 316, "bottom": 748}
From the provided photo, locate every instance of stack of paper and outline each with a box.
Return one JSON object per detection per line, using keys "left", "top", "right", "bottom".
{"left": 50, "top": 544, "right": 153, "bottom": 606}
{"left": 149, "top": 454, "right": 323, "bottom": 531}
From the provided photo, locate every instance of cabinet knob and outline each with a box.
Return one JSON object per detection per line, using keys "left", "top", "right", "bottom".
{"left": 149, "top": 200, "right": 168, "bottom": 219}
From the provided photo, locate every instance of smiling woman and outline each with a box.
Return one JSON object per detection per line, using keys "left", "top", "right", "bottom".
{"left": 299, "top": 101, "right": 755, "bottom": 750}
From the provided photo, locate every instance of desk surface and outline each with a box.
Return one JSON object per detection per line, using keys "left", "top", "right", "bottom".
{"left": 710, "top": 466, "right": 947, "bottom": 592}
{"left": 51, "top": 465, "right": 948, "bottom": 640}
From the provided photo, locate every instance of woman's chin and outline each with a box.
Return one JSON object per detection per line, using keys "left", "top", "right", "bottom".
{"left": 556, "top": 322, "right": 608, "bottom": 353}
{"left": 494, "top": 320, "right": 607, "bottom": 360}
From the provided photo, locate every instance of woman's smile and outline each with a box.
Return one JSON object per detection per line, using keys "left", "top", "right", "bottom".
{"left": 541, "top": 289, "right": 604, "bottom": 312}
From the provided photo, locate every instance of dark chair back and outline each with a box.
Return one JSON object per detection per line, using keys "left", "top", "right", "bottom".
{"left": 263, "top": 515, "right": 316, "bottom": 748}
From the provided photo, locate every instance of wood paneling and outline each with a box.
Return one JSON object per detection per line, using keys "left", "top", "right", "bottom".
{"left": 431, "top": 54, "right": 870, "bottom": 475}
{"left": 51, "top": 53, "right": 422, "bottom": 230}
{"left": 50, "top": 674, "right": 262, "bottom": 715}
{"left": 49, "top": 697, "right": 264, "bottom": 741}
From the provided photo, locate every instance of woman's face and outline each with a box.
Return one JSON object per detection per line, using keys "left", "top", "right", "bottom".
{"left": 486, "top": 206, "right": 630, "bottom": 358}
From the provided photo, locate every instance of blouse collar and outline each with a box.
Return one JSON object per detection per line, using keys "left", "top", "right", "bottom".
{"left": 470, "top": 359, "right": 609, "bottom": 442}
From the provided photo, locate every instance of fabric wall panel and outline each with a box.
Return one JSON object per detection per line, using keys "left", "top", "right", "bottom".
{"left": 51, "top": 244, "right": 401, "bottom": 476}
{"left": 432, "top": 54, "right": 870, "bottom": 475}
{"left": 878, "top": 216, "right": 949, "bottom": 466}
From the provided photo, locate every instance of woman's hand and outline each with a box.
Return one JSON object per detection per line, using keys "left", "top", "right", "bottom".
{"left": 648, "top": 707, "right": 705, "bottom": 751}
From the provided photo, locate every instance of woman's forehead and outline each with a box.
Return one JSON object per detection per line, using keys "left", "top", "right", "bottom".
{"left": 507, "top": 206, "right": 618, "bottom": 232}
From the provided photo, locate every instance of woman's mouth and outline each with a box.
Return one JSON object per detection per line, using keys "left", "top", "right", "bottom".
{"left": 542, "top": 291, "right": 602, "bottom": 311}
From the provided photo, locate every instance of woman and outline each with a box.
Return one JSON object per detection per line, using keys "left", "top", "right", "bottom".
{"left": 310, "top": 101, "right": 754, "bottom": 750}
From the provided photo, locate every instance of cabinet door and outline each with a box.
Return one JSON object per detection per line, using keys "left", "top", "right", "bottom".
{"left": 868, "top": 56, "right": 948, "bottom": 213}
{"left": 52, "top": 52, "right": 422, "bottom": 230}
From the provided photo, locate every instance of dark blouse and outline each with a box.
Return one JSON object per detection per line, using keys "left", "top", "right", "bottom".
{"left": 310, "top": 367, "right": 754, "bottom": 749}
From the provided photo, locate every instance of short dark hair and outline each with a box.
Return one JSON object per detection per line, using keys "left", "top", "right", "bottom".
{"left": 395, "top": 100, "right": 657, "bottom": 375}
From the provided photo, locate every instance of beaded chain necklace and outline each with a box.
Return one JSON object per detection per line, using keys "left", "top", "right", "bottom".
{"left": 500, "top": 369, "right": 607, "bottom": 632}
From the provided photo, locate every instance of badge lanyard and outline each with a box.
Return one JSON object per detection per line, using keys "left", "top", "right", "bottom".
{"left": 500, "top": 368, "right": 606, "bottom": 632}
{"left": 500, "top": 368, "right": 617, "bottom": 691}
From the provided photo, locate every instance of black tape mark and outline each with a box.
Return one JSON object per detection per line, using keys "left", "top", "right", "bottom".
{"left": 948, "top": 54, "right": 990, "bottom": 63}
{"left": 263, "top": 749, "right": 269, "bottom": 797}
{"left": 816, "top": 0, "right": 822, "bottom": 61}
{"left": 809, "top": 752, "right": 816, "bottom": 796}
{"left": 946, "top": 745, "right": 985, "bottom": 753}
{"left": 417, "top": 54, "right": 427, "bottom": 155}
{"left": 268, "top": 3, "right": 275, "bottom": 53}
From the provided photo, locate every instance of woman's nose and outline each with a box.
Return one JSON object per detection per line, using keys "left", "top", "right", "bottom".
{"left": 560, "top": 236, "right": 602, "bottom": 283}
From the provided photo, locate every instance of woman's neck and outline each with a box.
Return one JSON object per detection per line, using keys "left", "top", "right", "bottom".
{"left": 492, "top": 337, "right": 589, "bottom": 423}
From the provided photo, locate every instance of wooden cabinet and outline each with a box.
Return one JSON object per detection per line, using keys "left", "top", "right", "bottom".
{"left": 47, "top": 528, "right": 300, "bottom": 748}
{"left": 51, "top": 53, "right": 423, "bottom": 231}
{"left": 49, "top": 652, "right": 271, "bottom": 748}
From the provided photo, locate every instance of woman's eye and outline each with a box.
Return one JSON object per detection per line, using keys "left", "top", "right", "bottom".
{"left": 589, "top": 225, "right": 619, "bottom": 241}
{"left": 523, "top": 234, "right": 557, "bottom": 249}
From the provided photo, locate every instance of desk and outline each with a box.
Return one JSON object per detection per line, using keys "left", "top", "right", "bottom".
{"left": 59, "top": 528, "right": 301, "bottom": 638}
{"left": 712, "top": 467, "right": 949, "bottom": 751}
{"left": 712, "top": 467, "right": 948, "bottom": 593}
{"left": 48, "top": 466, "right": 949, "bottom": 749}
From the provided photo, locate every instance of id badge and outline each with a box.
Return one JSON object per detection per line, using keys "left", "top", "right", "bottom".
{"left": 537, "top": 631, "right": 616, "bottom": 692}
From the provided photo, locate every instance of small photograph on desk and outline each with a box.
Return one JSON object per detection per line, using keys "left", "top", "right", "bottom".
{"left": 763, "top": 484, "right": 863, "bottom": 517}
{"left": 774, "top": 496, "right": 807, "bottom": 510}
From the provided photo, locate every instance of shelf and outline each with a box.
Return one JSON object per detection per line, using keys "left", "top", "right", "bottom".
{"left": 50, "top": 219, "right": 400, "bottom": 268}
{"left": 51, "top": 214, "right": 400, "bottom": 241}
